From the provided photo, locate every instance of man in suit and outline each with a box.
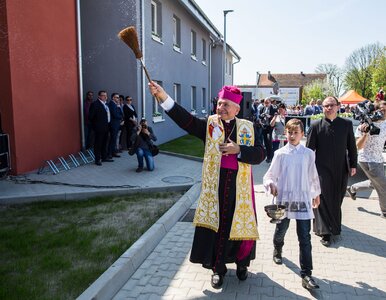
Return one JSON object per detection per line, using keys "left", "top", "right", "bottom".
{"left": 108, "top": 93, "right": 123, "bottom": 158}
{"left": 88, "top": 91, "right": 113, "bottom": 166}
{"left": 123, "top": 96, "right": 138, "bottom": 149}
{"left": 259, "top": 97, "right": 276, "bottom": 163}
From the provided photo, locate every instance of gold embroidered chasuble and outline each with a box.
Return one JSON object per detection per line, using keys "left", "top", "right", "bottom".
{"left": 193, "top": 115, "right": 259, "bottom": 240}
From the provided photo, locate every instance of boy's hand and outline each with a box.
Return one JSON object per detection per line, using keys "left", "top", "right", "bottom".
{"left": 312, "top": 195, "right": 320, "bottom": 208}
{"left": 269, "top": 183, "right": 278, "bottom": 196}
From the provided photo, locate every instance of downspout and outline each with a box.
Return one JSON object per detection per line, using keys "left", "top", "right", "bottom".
{"left": 208, "top": 37, "right": 214, "bottom": 113}
{"left": 76, "top": 0, "right": 84, "bottom": 148}
{"left": 141, "top": 0, "right": 146, "bottom": 118}
{"left": 232, "top": 56, "right": 240, "bottom": 85}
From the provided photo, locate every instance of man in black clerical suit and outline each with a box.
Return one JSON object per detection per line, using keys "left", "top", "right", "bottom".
{"left": 306, "top": 96, "right": 357, "bottom": 247}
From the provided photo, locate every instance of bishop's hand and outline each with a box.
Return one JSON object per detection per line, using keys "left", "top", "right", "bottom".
{"left": 219, "top": 138, "right": 240, "bottom": 155}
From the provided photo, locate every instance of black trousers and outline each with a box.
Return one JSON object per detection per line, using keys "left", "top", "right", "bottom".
{"left": 93, "top": 129, "right": 108, "bottom": 162}
{"left": 262, "top": 126, "right": 273, "bottom": 160}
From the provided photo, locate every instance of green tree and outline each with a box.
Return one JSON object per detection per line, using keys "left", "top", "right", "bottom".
{"left": 302, "top": 79, "right": 332, "bottom": 106}
{"left": 344, "top": 43, "right": 383, "bottom": 99}
{"left": 371, "top": 50, "right": 386, "bottom": 97}
{"left": 315, "top": 63, "right": 344, "bottom": 97}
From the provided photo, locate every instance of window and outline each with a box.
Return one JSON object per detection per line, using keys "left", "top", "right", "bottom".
{"left": 229, "top": 60, "right": 232, "bottom": 76}
{"left": 191, "top": 30, "right": 196, "bottom": 58}
{"left": 151, "top": 1, "right": 162, "bottom": 39}
{"left": 173, "top": 15, "right": 181, "bottom": 49}
{"left": 153, "top": 80, "right": 163, "bottom": 118}
{"left": 173, "top": 83, "right": 181, "bottom": 104}
{"left": 191, "top": 86, "right": 197, "bottom": 112}
{"left": 202, "top": 39, "right": 206, "bottom": 62}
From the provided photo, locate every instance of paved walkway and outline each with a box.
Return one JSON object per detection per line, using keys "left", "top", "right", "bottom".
{"left": 1, "top": 151, "right": 385, "bottom": 299}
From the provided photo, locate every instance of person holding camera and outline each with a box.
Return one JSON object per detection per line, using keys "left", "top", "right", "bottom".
{"left": 130, "top": 118, "right": 157, "bottom": 172}
{"left": 260, "top": 97, "right": 277, "bottom": 163}
{"left": 347, "top": 101, "right": 386, "bottom": 218}
{"left": 270, "top": 103, "right": 287, "bottom": 153}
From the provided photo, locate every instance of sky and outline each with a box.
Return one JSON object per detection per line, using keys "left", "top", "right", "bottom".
{"left": 194, "top": 0, "right": 386, "bottom": 85}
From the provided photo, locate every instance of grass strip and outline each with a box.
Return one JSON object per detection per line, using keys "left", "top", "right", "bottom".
{"left": 0, "top": 191, "right": 183, "bottom": 300}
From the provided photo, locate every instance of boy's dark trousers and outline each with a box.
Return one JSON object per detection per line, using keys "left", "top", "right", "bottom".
{"left": 273, "top": 218, "right": 313, "bottom": 277}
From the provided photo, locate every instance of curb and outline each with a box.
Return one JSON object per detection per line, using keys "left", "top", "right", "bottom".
{"left": 159, "top": 150, "right": 203, "bottom": 162}
{"left": 0, "top": 184, "right": 193, "bottom": 205}
{"left": 76, "top": 182, "right": 201, "bottom": 300}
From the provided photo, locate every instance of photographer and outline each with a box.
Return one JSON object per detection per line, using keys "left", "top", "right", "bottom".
{"left": 130, "top": 118, "right": 157, "bottom": 172}
{"left": 347, "top": 101, "right": 386, "bottom": 219}
{"left": 259, "top": 97, "right": 277, "bottom": 163}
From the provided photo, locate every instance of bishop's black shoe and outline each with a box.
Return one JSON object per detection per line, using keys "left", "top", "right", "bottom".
{"left": 211, "top": 273, "right": 224, "bottom": 289}
{"left": 236, "top": 265, "right": 248, "bottom": 281}
{"left": 302, "top": 275, "right": 319, "bottom": 290}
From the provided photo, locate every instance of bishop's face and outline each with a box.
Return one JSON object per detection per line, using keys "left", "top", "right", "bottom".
{"left": 216, "top": 98, "right": 240, "bottom": 120}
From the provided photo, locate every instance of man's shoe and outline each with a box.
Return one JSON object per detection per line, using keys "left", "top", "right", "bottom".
{"left": 273, "top": 248, "right": 283, "bottom": 265}
{"left": 346, "top": 186, "right": 356, "bottom": 200}
{"left": 112, "top": 153, "right": 121, "bottom": 158}
{"left": 236, "top": 266, "right": 248, "bottom": 281}
{"left": 210, "top": 273, "right": 224, "bottom": 289}
{"left": 136, "top": 167, "right": 143, "bottom": 173}
{"left": 102, "top": 158, "right": 114, "bottom": 162}
{"left": 95, "top": 161, "right": 102, "bottom": 166}
{"left": 320, "top": 235, "right": 331, "bottom": 247}
{"left": 302, "top": 275, "right": 319, "bottom": 290}
{"left": 266, "top": 158, "right": 272, "bottom": 163}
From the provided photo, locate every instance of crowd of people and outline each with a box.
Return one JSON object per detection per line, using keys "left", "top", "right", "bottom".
{"left": 84, "top": 91, "right": 157, "bottom": 172}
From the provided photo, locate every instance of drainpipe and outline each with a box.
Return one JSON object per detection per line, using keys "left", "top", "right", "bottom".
{"left": 208, "top": 37, "right": 214, "bottom": 113}
{"left": 141, "top": 0, "right": 146, "bottom": 118}
{"left": 232, "top": 56, "right": 240, "bottom": 85}
{"left": 76, "top": 0, "right": 84, "bottom": 148}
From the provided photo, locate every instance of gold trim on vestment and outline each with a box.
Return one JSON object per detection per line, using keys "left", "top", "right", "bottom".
{"left": 193, "top": 115, "right": 259, "bottom": 240}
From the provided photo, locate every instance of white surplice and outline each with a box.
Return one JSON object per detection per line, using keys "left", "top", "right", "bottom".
{"left": 263, "top": 143, "right": 321, "bottom": 220}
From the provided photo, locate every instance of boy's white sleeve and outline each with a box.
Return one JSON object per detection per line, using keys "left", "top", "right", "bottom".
{"left": 308, "top": 151, "right": 321, "bottom": 198}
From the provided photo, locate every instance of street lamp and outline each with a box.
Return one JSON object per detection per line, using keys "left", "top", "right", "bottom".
{"left": 223, "top": 9, "right": 233, "bottom": 86}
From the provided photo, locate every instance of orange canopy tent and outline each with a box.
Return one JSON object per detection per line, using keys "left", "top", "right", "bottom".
{"left": 339, "top": 90, "right": 367, "bottom": 105}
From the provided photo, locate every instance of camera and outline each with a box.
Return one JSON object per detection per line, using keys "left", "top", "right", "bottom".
{"left": 141, "top": 124, "right": 147, "bottom": 129}
{"left": 354, "top": 100, "right": 384, "bottom": 135}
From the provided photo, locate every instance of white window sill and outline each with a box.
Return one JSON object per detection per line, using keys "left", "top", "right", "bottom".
{"left": 173, "top": 45, "right": 182, "bottom": 53}
{"left": 152, "top": 116, "right": 165, "bottom": 123}
{"left": 190, "top": 55, "right": 197, "bottom": 61}
{"left": 152, "top": 34, "right": 164, "bottom": 44}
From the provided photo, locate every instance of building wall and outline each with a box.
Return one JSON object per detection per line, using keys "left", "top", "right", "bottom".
{"left": 210, "top": 44, "right": 223, "bottom": 101}
{"left": 80, "top": 0, "right": 140, "bottom": 107}
{"left": 0, "top": 0, "right": 80, "bottom": 174}
{"left": 142, "top": 0, "right": 212, "bottom": 144}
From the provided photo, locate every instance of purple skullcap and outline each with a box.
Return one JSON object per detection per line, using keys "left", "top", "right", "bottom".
{"left": 218, "top": 85, "right": 243, "bottom": 105}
